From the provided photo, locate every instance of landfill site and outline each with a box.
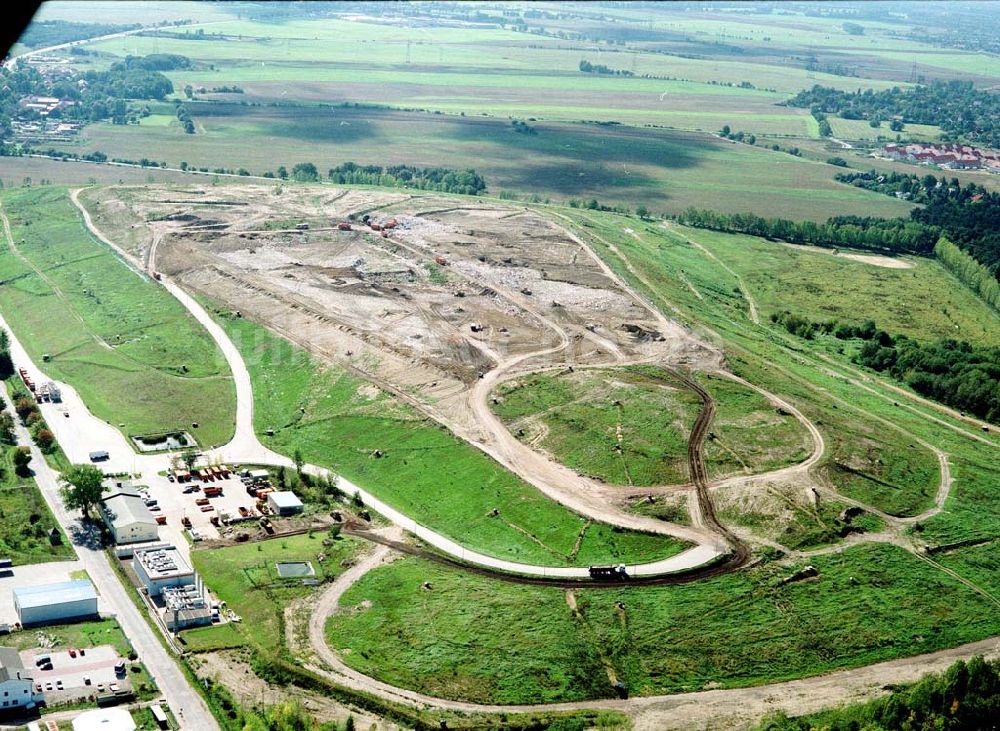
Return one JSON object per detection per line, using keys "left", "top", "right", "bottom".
{"left": 86, "top": 185, "right": 720, "bottom": 493}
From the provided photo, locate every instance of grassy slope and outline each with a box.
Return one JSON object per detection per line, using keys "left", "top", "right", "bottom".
{"left": 327, "top": 545, "right": 1000, "bottom": 703}
{"left": 561, "top": 208, "right": 1000, "bottom": 539}
{"left": 213, "top": 311, "right": 689, "bottom": 567}
{"left": 668, "top": 224, "right": 1000, "bottom": 347}
{"left": 0, "top": 441, "right": 74, "bottom": 564}
{"left": 491, "top": 366, "right": 810, "bottom": 487}
{"left": 0, "top": 187, "right": 235, "bottom": 447}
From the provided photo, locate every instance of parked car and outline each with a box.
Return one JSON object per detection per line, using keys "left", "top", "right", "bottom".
{"left": 68, "top": 648, "right": 77, "bottom": 658}
{"left": 44, "top": 682, "right": 52, "bottom": 691}
{"left": 55, "top": 679, "right": 63, "bottom": 690}
{"left": 40, "top": 662, "right": 53, "bottom": 671}
{"left": 83, "top": 676, "right": 91, "bottom": 685}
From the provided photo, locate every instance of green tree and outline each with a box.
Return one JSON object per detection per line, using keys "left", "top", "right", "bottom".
{"left": 60, "top": 464, "right": 106, "bottom": 517}
{"left": 635, "top": 205, "right": 649, "bottom": 219}
{"left": 12, "top": 447, "right": 31, "bottom": 477}
{"left": 291, "top": 162, "right": 319, "bottom": 182}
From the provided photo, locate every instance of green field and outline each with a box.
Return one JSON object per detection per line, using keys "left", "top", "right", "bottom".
{"left": 190, "top": 533, "right": 363, "bottom": 654}
{"left": 213, "top": 311, "right": 690, "bottom": 567}
{"left": 491, "top": 366, "right": 810, "bottom": 487}
{"left": 50, "top": 105, "right": 915, "bottom": 222}
{"left": 327, "top": 545, "right": 1000, "bottom": 703}
{"left": 828, "top": 116, "right": 941, "bottom": 142}
{"left": 555, "top": 212, "right": 955, "bottom": 518}
{"left": 0, "top": 439, "right": 74, "bottom": 564}
{"left": 664, "top": 224, "right": 1000, "bottom": 347}
{"left": 0, "top": 187, "right": 236, "bottom": 447}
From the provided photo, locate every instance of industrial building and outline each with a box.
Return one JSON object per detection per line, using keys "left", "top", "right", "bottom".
{"left": 132, "top": 546, "right": 195, "bottom": 597}
{"left": 267, "top": 490, "right": 304, "bottom": 516}
{"left": 100, "top": 492, "right": 159, "bottom": 545}
{"left": 131, "top": 546, "right": 212, "bottom": 631}
{"left": 0, "top": 647, "right": 39, "bottom": 712}
{"left": 13, "top": 579, "right": 98, "bottom": 626}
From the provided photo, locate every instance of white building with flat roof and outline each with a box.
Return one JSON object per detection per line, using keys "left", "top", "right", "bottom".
{"left": 72, "top": 708, "right": 136, "bottom": 731}
{"left": 13, "top": 580, "right": 98, "bottom": 626}
{"left": 132, "top": 546, "right": 195, "bottom": 597}
{"left": 267, "top": 490, "right": 304, "bottom": 516}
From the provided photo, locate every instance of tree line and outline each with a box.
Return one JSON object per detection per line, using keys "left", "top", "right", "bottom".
{"left": 769, "top": 310, "right": 1000, "bottom": 423}
{"left": 787, "top": 80, "right": 1000, "bottom": 147}
{"left": 757, "top": 655, "right": 1000, "bottom": 730}
{"left": 675, "top": 208, "right": 939, "bottom": 255}
{"left": 838, "top": 169, "right": 1000, "bottom": 278}
{"left": 322, "top": 162, "right": 487, "bottom": 195}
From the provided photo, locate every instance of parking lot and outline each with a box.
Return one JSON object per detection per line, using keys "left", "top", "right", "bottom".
{"left": 111, "top": 467, "right": 268, "bottom": 565}
{"left": 23, "top": 645, "right": 127, "bottom": 704}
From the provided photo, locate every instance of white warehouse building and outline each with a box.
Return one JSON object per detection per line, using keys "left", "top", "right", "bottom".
{"left": 267, "top": 490, "right": 304, "bottom": 516}
{"left": 13, "top": 580, "right": 98, "bottom": 626}
{"left": 100, "top": 492, "right": 159, "bottom": 545}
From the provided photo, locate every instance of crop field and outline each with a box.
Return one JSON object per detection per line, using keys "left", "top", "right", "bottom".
{"left": 327, "top": 545, "right": 1000, "bottom": 704}
{"left": 214, "top": 312, "right": 690, "bottom": 567}
{"left": 52, "top": 106, "right": 915, "bottom": 221}
{"left": 0, "top": 187, "right": 236, "bottom": 446}
{"left": 0, "top": 440, "right": 74, "bottom": 564}
{"left": 491, "top": 366, "right": 810, "bottom": 487}
{"left": 827, "top": 117, "right": 941, "bottom": 142}
{"left": 190, "top": 533, "right": 365, "bottom": 654}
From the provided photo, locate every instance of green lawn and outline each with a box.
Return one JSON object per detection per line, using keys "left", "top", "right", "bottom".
{"left": 491, "top": 366, "right": 810, "bottom": 487}
{"left": 0, "top": 187, "right": 236, "bottom": 447}
{"left": 212, "top": 310, "right": 690, "bottom": 567}
{"left": 190, "top": 532, "right": 365, "bottom": 654}
{"left": 327, "top": 544, "right": 1000, "bottom": 703}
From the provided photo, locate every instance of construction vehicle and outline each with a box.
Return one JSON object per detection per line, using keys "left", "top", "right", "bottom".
{"left": 337, "top": 222, "right": 352, "bottom": 231}
{"left": 204, "top": 486, "right": 223, "bottom": 498}
{"left": 181, "top": 516, "right": 192, "bottom": 528}
{"left": 588, "top": 564, "right": 629, "bottom": 581}
{"left": 434, "top": 255, "right": 447, "bottom": 266}
{"left": 155, "top": 515, "right": 167, "bottom": 526}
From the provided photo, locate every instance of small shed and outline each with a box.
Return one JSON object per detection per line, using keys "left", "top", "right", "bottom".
{"left": 267, "top": 491, "right": 304, "bottom": 516}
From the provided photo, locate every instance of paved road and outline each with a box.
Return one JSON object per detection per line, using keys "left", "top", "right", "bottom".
{"left": 0, "top": 317, "right": 218, "bottom": 731}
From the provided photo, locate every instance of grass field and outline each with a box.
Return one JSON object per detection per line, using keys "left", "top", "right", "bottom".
{"left": 190, "top": 533, "right": 364, "bottom": 654}
{"left": 213, "top": 311, "right": 690, "bottom": 567}
{"left": 49, "top": 106, "right": 915, "bottom": 222}
{"left": 491, "top": 366, "right": 810, "bottom": 487}
{"left": 0, "top": 441, "right": 74, "bottom": 564}
{"left": 828, "top": 117, "right": 941, "bottom": 142}
{"left": 556, "top": 211, "right": 950, "bottom": 518}
{"left": 327, "top": 544, "right": 1000, "bottom": 703}
{"left": 664, "top": 224, "right": 1000, "bottom": 347}
{"left": 0, "top": 187, "right": 236, "bottom": 447}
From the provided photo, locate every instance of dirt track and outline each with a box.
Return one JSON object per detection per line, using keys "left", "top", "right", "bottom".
{"left": 69, "top": 185, "right": 993, "bottom": 728}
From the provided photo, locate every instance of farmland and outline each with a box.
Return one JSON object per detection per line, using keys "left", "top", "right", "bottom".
{"left": 48, "top": 105, "right": 915, "bottom": 221}
{"left": 0, "top": 187, "right": 235, "bottom": 446}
